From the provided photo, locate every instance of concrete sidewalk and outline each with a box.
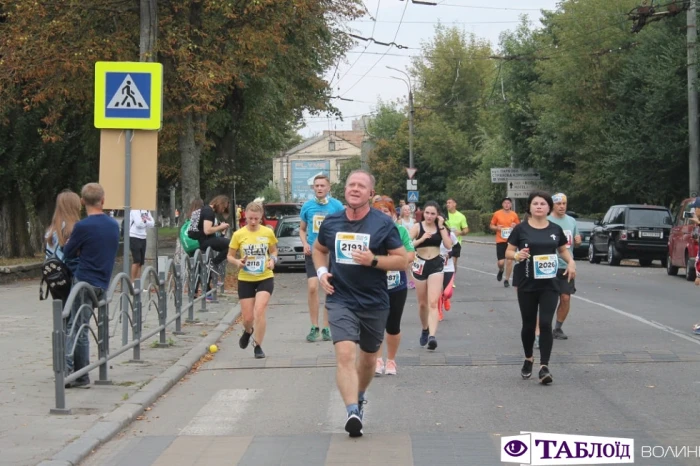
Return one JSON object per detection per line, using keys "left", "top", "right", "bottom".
{"left": 0, "top": 278, "right": 238, "bottom": 466}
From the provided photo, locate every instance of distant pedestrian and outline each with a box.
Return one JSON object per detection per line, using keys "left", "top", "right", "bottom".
{"left": 188, "top": 195, "right": 231, "bottom": 292}
{"left": 490, "top": 197, "right": 520, "bottom": 287}
{"left": 175, "top": 208, "right": 180, "bottom": 227}
{"left": 63, "top": 183, "right": 119, "bottom": 388}
{"left": 129, "top": 209, "right": 155, "bottom": 282}
{"left": 44, "top": 190, "right": 82, "bottom": 301}
{"left": 414, "top": 206, "right": 423, "bottom": 223}
{"left": 445, "top": 197, "right": 469, "bottom": 285}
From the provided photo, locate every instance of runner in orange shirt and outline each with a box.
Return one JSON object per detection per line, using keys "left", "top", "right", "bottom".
{"left": 490, "top": 197, "right": 520, "bottom": 287}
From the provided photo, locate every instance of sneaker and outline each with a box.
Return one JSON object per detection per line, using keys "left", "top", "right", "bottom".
{"left": 534, "top": 335, "right": 540, "bottom": 349}
{"left": 254, "top": 344, "right": 266, "bottom": 359}
{"left": 553, "top": 328, "right": 568, "bottom": 340}
{"left": 239, "top": 328, "right": 253, "bottom": 349}
{"left": 444, "top": 299, "right": 451, "bottom": 311}
{"left": 408, "top": 281, "right": 416, "bottom": 289}
{"left": 345, "top": 411, "right": 363, "bottom": 437}
{"left": 306, "top": 326, "right": 320, "bottom": 342}
{"left": 539, "top": 365, "right": 553, "bottom": 385}
{"left": 65, "top": 377, "right": 90, "bottom": 389}
{"left": 503, "top": 280, "right": 510, "bottom": 288}
{"left": 375, "top": 358, "right": 385, "bottom": 375}
{"left": 497, "top": 269, "right": 504, "bottom": 282}
{"left": 419, "top": 328, "right": 429, "bottom": 346}
{"left": 206, "top": 296, "right": 214, "bottom": 302}
{"left": 427, "top": 336, "right": 437, "bottom": 350}
{"left": 358, "top": 398, "right": 367, "bottom": 419}
{"left": 452, "top": 282, "right": 456, "bottom": 288}
{"left": 694, "top": 323, "right": 700, "bottom": 335}
{"left": 321, "top": 327, "right": 332, "bottom": 341}
{"left": 521, "top": 359, "right": 533, "bottom": 379}
{"left": 385, "top": 359, "right": 397, "bottom": 375}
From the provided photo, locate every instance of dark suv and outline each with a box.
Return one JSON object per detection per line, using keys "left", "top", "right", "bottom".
{"left": 588, "top": 204, "right": 673, "bottom": 266}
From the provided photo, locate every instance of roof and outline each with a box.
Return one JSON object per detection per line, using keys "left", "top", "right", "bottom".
{"left": 282, "top": 130, "right": 365, "bottom": 156}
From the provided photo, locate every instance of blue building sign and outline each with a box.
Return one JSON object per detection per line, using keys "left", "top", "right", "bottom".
{"left": 291, "top": 160, "right": 331, "bottom": 201}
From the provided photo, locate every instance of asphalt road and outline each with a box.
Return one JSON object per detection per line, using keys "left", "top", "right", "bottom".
{"left": 81, "top": 243, "right": 700, "bottom": 466}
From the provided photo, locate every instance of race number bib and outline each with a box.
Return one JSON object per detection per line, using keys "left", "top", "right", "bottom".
{"left": 412, "top": 257, "right": 425, "bottom": 275}
{"left": 243, "top": 255, "right": 266, "bottom": 275}
{"left": 501, "top": 227, "right": 512, "bottom": 239}
{"left": 564, "top": 230, "right": 573, "bottom": 248}
{"left": 312, "top": 214, "right": 326, "bottom": 234}
{"left": 334, "top": 232, "right": 371, "bottom": 265}
{"left": 533, "top": 254, "right": 558, "bottom": 279}
{"left": 387, "top": 271, "right": 401, "bottom": 290}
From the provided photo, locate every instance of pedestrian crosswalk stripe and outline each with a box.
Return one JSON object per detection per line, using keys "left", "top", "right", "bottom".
{"left": 179, "top": 389, "right": 261, "bottom": 436}
{"left": 106, "top": 74, "right": 149, "bottom": 110}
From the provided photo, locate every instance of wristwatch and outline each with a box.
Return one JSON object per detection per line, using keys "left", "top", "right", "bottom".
{"left": 371, "top": 255, "right": 379, "bottom": 268}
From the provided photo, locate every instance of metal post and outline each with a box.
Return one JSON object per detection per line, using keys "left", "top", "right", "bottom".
{"left": 132, "top": 278, "right": 142, "bottom": 361}
{"left": 96, "top": 298, "right": 111, "bottom": 384}
{"left": 408, "top": 90, "right": 414, "bottom": 169}
{"left": 122, "top": 129, "right": 133, "bottom": 346}
{"left": 158, "top": 271, "right": 168, "bottom": 346}
{"left": 187, "top": 257, "right": 195, "bottom": 323}
{"left": 200, "top": 251, "right": 208, "bottom": 312}
{"left": 50, "top": 300, "right": 70, "bottom": 414}
{"left": 689, "top": 0, "right": 700, "bottom": 196}
{"left": 174, "top": 264, "right": 185, "bottom": 334}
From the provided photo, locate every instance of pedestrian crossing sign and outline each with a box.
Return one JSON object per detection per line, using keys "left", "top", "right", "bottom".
{"left": 94, "top": 62, "right": 163, "bottom": 130}
{"left": 407, "top": 190, "right": 419, "bottom": 202}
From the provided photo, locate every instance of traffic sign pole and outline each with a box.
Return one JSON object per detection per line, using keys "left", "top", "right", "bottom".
{"left": 122, "top": 130, "right": 132, "bottom": 346}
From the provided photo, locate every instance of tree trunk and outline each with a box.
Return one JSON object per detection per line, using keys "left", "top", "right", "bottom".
{"left": 180, "top": 111, "right": 201, "bottom": 208}
{"left": 140, "top": 0, "right": 157, "bottom": 62}
{"left": 0, "top": 194, "right": 34, "bottom": 258}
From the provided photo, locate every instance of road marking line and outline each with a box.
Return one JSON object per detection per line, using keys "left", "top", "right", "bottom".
{"left": 179, "top": 389, "right": 260, "bottom": 436}
{"left": 459, "top": 265, "right": 700, "bottom": 347}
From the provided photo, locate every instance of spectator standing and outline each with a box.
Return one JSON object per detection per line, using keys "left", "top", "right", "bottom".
{"left": 129, "top": 209, "right": 155, "bottom": 282}
{"left": 45, "top": 190, "right": 82, "bottom": 277}
{"left": 62, "top": 183, "right": 119, "bottom": 388}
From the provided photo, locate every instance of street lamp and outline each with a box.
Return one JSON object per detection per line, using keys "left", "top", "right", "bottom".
{"left": 386, "top": 66, "right": 415, "bottom": 170}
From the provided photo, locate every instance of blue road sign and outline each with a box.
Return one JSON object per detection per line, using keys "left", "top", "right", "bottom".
{"left": 407, "top": 191, "right": 419, "bottom": 202}
{"left": 104, "top": 72, "right": 152, "bottom": 119}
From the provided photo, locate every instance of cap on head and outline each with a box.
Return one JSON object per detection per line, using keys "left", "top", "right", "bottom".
{"left": 552, "top": 193, "right": 567, "bottom": 203}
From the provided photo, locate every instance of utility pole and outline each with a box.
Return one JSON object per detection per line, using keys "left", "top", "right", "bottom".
{"left": 689, "top": 0, "right": 699, "bottom": 196}
{"left": 408, "top": 88, "right": 414, "bottom": 169}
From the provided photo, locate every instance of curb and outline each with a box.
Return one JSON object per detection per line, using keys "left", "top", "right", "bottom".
{"left": 463, "top": 239, "right": 496, "bottom": 245}
{"left": 37, "top": 304, "right": 242, "bottom": 466}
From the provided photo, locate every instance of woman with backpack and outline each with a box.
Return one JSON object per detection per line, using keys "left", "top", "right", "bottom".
{"left": 43, "top": 190, "right": 82, "bottom": 302}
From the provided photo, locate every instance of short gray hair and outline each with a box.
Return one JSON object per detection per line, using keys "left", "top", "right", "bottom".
{"left": 345, "top": 169, "right": 376, "bottom": 189}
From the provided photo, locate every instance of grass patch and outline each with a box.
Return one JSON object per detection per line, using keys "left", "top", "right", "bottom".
{"left": 0, "top": 254, "right": 44, "bottom": 266}
{"left": 158, "top": 227, "right": 179, "bottom": 240}
{"left": 116, "top": 381, "right": 136, "bottom": 387}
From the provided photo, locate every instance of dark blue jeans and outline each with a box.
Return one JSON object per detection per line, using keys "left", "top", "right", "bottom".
{"left": 65, "top": 286, "right": 104, "bottom": 382}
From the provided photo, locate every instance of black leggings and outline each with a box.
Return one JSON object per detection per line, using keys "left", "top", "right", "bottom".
{"left": 386, "top": 288, "right": 408, "bottom": 335}
{"left": 199, "top": 236, "right": 230, "bottom": 265}
{"left": 517, "top": 288, "right": 559, "bottom": 366}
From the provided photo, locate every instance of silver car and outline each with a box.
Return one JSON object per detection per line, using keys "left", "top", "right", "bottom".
{"left": 275, "top": 216, "right": 306, "bottom": 270}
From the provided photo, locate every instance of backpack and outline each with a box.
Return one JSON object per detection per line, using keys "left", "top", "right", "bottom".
{"left": 40, "top": 254, "right": 73, "bottom": 302}
{"left": 180, "top": 219, "right": 200, "bottom": 255}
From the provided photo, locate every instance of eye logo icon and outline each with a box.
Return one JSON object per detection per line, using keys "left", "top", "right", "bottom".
{"left": 504, "top": 440, "right": 528, "bottom": 457}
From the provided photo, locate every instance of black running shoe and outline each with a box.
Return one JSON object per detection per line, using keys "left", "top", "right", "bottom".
{"left": 553, "top": 328, "right": 568, "bottom": 340}
{"left": 254, "top": 344, "right": 265, "bottom": 359}
{"left": 239, "top": 329, "right": 253, "bottom": 349}
{"left": 504, "top": 280, "right": 510, "bottom": 288}
{"left": 427, "top": 336, "right": 438, "bottom": 350}
{"left": 497, "top": 269, "right": 504, "bottom": 282}
{"left": 420, "top": 328, "right": 429, "bottom": 346}
{"left": 539, "top": 365, "right": 553, "bottom": 385}
{"left": 345, "top": 411, "right": 363, "bottom": 437}
{"left": 521, "top": 360, "right": 533, "bottom": 379}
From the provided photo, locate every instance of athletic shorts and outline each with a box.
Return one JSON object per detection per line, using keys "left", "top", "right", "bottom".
{"left": 130, "top": 237, "right": 147, "bottom": 265}
{"left": 412, "top": 255, "right": 444, "bottom": 281}
{"left": 238, "top": 278, "right": 274, "bottom": 300}
{"left": 304, "top": 254, "right": 317, "bottom": 279}
{"left": 326, "top": 302, "right": 389, "bottom": 353}
{"left": 443, "top": 271, "right": 454, "bottom": 291}
{"left": 450, "top": 242, "right": 462, "bottom": 258}
{"left": 496, "top": 242, "right": 508, "bottom": 260}
{"left": 556, "top": 269, "right": 576, "bottom": 295}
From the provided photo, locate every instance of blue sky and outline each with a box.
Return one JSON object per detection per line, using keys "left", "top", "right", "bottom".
{"left": 300, "top": 0, "right": 561, "bottom": 138}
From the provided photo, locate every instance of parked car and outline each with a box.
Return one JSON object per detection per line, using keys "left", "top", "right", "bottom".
{"left": 667, "top": 197, "right": 699, "bottom": 281}
{"left": 274, "top": 215, "right": 305, "bottom": 270}
{"left": 573, "top": 218, "right": 597, "bottom": 259}
{"left": 588, "top": 204, "right": 673, "bottom": 266}
{"left": 239, "top": 202, "right": 302, "bottom": 230}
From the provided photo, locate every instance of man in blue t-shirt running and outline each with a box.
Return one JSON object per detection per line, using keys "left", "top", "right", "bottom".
{"left": 299, "top": 174, "right": 344, "bottom": 343}
{"left": 313, "top": 170, "right": 407, "bottom": 437}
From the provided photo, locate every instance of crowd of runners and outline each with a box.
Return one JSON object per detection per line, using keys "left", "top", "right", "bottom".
{"left": 183, "top": 170, "right": 581, "bottom": 437}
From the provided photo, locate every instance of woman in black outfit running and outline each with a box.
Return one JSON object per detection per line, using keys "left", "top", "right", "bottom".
{"left": 505, "top": 191, "right": 576, "bottom": 385}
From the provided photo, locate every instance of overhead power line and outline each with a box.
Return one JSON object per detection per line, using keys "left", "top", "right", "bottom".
{"left": 347, "top": 33, "right": 410, "bottom": 49}
{"left": 334, "top": 0, "right": 382, "bottom": 88}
